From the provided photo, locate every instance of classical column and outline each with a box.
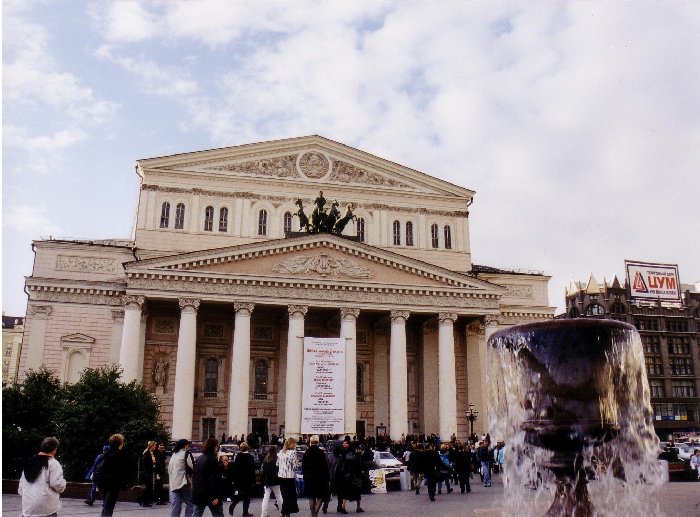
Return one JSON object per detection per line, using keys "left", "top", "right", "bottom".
{"left": 24, "top": 305, "right": 53, "bottom": 373}
{"left": 228, "top": 302, "right": 254, "bottom": 439}
{"left": 389, "top": 310, "right": 410, "bottom": 439}
{"left": 118, "top": 296, "right": 144, "bottom": 383}
{"left": 480, "top": 315, "right": 501, "bottom": 429}
{"left": 341, "top": 308, "right": 360, "bottom": 434}
{"left": 438, "top": 312, "right": 458, "bottom": 440}
{"left": 284, "top": 305, "right": 307, "bottom": 437}
{"left": 110, "top": 309, "right": 125, "bottom": 365}
{"left": 171, "top": 298, "right": 200, "bottom": 440}
{"left": 421, "top": 319, "right": 439, "bottom": 434}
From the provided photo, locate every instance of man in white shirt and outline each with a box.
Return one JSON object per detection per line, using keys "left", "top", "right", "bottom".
{"left": 18, "top": 436, "right": 67, "bottom": 517}
{"left": 168, "top": 439, "right": 196, "bottom": 517}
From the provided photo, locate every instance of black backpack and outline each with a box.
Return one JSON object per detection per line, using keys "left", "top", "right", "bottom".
{"left": 92, "top": 452, "right": 112, "bottom": 488}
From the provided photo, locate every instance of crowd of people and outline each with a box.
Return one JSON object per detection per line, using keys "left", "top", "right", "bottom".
{"left": 17, "top": 431, "right": 506, "bottom": 517}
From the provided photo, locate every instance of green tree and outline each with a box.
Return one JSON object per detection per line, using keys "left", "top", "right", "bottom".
{"left": 56, "top": 365, "right": 170, "bottom": 482}
{"left": 2, "top": 367, "right": 65, "bottom": 478}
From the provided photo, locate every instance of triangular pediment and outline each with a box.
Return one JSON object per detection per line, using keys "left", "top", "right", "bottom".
{"left": 125, "top": 234, "right": 503, "bottom": 295}
{"left": 60, "top": 333, "right": 95, "bottom": 344}
{"left": 136, "top": 135, "right": 474, "bottom": 199}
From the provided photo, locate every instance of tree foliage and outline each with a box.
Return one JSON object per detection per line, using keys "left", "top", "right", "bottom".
{"left": 2, "top": 365, "right": 169, "bottom": 482}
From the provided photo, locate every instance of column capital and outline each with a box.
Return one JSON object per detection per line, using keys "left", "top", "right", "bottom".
{"left": 288, "top": 305, "right": 308, "bottom": 317}
{"left": 340, "top": 307, "right": 360, "bottom": 319}
{"left": 111, "top": 309, "right": 125, "bottom": 320}
{"left": 484, "top": 315, "right": 500, "bottom": 327}
{"left": 122, "top": 295, "right": 145, "bottom": 310}
{"left": 28, "top": 305, "right": 53, "bottom": 318}
{"left": 179, "top": 298, "right": 201, "bottom": 313}
{"left": 234, "top": 302, "right": 255, "bottom": 315}
{"left": 390, "top": 310, "right": 410, "bottom": 322}
{"left": 439, "top": 312, "right": 458, "bottom": 324}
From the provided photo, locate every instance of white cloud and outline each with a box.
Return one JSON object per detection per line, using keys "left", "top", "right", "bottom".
{"left": 3, "top": 206, "right": 63, "bottom": 237}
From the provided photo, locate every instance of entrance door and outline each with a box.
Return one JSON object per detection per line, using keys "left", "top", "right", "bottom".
{"left": 356, "top": 420, "right": 366, "bottom": 439}
{"left": 252, "top": 418, "right": 269, "bottom": 442}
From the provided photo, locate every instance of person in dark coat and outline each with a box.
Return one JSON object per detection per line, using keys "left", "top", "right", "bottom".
{"left": 229, "top": 442, "right": 255, "bottom": 516}
{"left": 339, "top": 441, "right": 364, "bottom": 513}
{"left": 455, "top": 443, "right": 473, "bottom": 493}
{"left": 192, "top": 437, "right": 224, "bottom": 517}
{"left": 302, "top": 435, "right": 330, "bottom": 517}
{"left": 141, "top": 441, "right": 158, "bottom": 507}
{"left": 219, "top": 455, "right": 235, "bottom": 503}
{"left": 155, "top": 441, "right": 168, "bottom": 504}
{"left": 409, "top": 443, "right": 425, "bottom": 494}
{"left": 98, "top": 433, "right": 131, "bottom": 517}
{"left": 84, "top": 444, "right": 109, "bottom": 506}
{"left": 423, "top": 443, "right": 440, "bottom": 502}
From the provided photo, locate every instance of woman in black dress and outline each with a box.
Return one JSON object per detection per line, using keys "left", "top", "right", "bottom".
{"left": 302, "top": 435, "right": 329, "bottom": 517}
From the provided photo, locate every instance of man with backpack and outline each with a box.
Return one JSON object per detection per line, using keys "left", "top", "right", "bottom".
{"left": 169, "top": 438, "right": 196, "bottom": 517}
{"left": 94, "top": 433, "right": 130, "bottom": 517}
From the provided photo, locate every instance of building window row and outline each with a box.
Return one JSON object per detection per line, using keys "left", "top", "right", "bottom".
{"left": 672, "top": 380, "right": 696, "bottom": 398}
{"left": 670, "top": 357, "right": 694, "bottom": 376}
{"left": 642, "top": 335, "right": 661, "bottom": 355}
{"left": 652, "top": 402, "right": 698, "bottom": 422}
{"left": 668, "top": 336, "right": 691, "bottom": 356}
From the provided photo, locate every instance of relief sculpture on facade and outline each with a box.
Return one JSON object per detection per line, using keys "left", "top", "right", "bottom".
{"left": 56, "top": 255, "right": 116, "bottom": 274}
{"left": 330, "top": 160, "right": 413, "bottom": 188}
{"left": 271, "top": 253, "right": 373, "bottom": 279}
{"left": 205, "top": 155, "right": 299, "bottom": 178}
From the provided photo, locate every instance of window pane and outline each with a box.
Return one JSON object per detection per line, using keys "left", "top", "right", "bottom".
{"left": 406, "top": 222, "right": 414, "bottom": 246}
{"left": 204, "top": 358, "right": 218, "bottom": 395}
{"left": 431, "top": 224, "right": 439, "bottom": 248}
{"left": 357, "top": 218, "right": 365, "bottom": 242}
{"left": 258, "top": 210, "right": 267, "bottom": 235}
{"left": 175, "top": 203, "right": 185, "bottom": 229}
{"left": 393, "top": 220, "right": 401, "bottom": 245}
{"left": 160, "top": 202, "right": 170, "bottom": 228}
{"left": 204, "top": 206, "right": 214, "bottom": 231}
{"left": 219, "top": 207, "right": 229, "bottom": 232}
{"left": 444, "top": 225, "right": 452, "bottom": 249}
{"left": 284, "top": 212, "right": 292, "bottom": 233}
{"left": 255, "top": 360, "right": 269, "bottom": 394}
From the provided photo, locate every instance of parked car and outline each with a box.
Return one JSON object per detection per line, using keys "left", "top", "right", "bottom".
{"left": 218, "top": 443, "right": 239, "bottom": 461}
{"left": 370, "top": 451, "right": 404, "bottom": 485}
{"left": 676, "top": 443, "right": 697, "bottom": 461}
{"left": 658, "top": 449, "right": 689, "bottom": 481}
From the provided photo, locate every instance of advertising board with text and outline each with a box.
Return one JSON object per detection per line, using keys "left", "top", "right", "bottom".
{"left": 625, "top": 260, "right": 681, "bottom": 302}
{"left": 301, "top": 337, "right": 345, "bottom": 435}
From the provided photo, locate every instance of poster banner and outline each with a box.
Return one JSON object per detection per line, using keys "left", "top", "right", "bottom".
{"left": 368, "top": 469, "right": 387, "bottom": 494}
{"left": 301, "top": 337, "right": 345, "bottom": 435}
{"left": 625, "top": 260, "right": 681, "bottom": 302}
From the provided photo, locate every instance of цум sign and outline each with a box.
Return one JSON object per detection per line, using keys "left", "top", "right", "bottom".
{"left": 625, "top": 260, "right": 681, "bottom": 302}
{"left": 301, "top": 337, "right": 345, "bottom": 435}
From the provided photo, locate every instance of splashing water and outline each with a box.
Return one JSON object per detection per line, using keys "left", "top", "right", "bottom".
{"left": 487, "top": 320, "right": 666, "bottom": 517}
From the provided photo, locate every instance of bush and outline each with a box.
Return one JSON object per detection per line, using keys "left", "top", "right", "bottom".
{"left": 2, "top": 365, "right": 169, "bottom": 482}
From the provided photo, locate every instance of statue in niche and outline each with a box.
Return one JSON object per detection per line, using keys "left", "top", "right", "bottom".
{"left": 153, "top": 357, "right": 169, "bottom": 390}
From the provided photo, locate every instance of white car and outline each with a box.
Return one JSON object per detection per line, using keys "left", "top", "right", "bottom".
{"left": 676, "top": 443, "right": 698, "bottom": 461}
{"left": 373, "top": 451, "right": 403, "bottom": 468}
{"left": 218, "top": 443, "right": 239, "bottom": 461}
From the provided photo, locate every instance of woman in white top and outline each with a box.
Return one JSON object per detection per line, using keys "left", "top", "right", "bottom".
{"left": 277, "top": 438, "right": 299, "bottom": 517}
{"left": 18, "top": 436, "right": 67, "bottom": 517}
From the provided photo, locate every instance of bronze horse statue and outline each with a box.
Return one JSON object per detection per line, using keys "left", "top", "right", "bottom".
{"left": 293, "top": 199, "right": 311, "bottom": 232}
{"left": 333, "top": 203, "right": 356, "bottom": 234}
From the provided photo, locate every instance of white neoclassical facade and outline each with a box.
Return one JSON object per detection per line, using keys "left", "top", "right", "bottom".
{"left": 19, "top": 135, "right": 554, "bottom": 441}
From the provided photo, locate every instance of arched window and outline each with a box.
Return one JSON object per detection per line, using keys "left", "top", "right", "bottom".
{"left": 585, "top": 303, "right": 605, "bottom": 316}
{"left": 406, "top": 222, "right": 414, "bottom": 246}
{"left": 357, "top": 218, "right": 365, "bottom": 242}
{"left": 283, "top": 212, "right": 293, "bottom": 233}
{"left": 569, "top": 307, "right": 580, "bottom": 318}
{"left": 204, "top": 358, "right": 218, "bottom": 397}
{"left": 255, "top": 359, "right": 269, "bottom": 395}
{"left": 392, "top": 220, "right": 401, "bottom": 245}
{"left": 175, "top": 203, "right": 186, "bottom": 229}
{"left": 610, "top": 302, "right": 626, "bottom": 315}
{"left": 444, "top": 225, "right": 452, "bottom": 249}
{"left": 258, "top": 209, "right": 267, "bottom": 236}
{"left": 159, "top": 202, "right": 170, "bottom": 228}
{"left": 356, "top": 363, "right": 365, "bottom": 401}
{"left": 430, "top": 224, "right": 439, "bottom": 248}
{"left": 219, "top": 207, "right": 229, "bottom": 232}
{"left": 204, "top": 206, "right": 214, "bottom": 231}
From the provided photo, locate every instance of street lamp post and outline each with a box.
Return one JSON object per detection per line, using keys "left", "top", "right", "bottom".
{"left": 466, "top": 402, "right": 478, "bottom": 439}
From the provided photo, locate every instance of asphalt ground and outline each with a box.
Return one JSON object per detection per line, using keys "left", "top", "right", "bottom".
{"left": 3, "top": 475, "right": 699, "bottom": 517}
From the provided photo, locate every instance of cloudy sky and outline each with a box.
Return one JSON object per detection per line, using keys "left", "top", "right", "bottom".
{"left": 3, "top": 0, "right": 699, "bottom": 316}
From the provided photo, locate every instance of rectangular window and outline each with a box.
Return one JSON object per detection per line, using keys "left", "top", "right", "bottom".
{"left": 645, "top": 356, "right": 663, "bottom": 376}
{"left": 668, "top": 336, "right": 691, "bottom": 355}
{"left": 642, "top": 335, "right": 660, "bottom": 355}
{"left": 672, "top": 380, "right": 696, "bottom": 397}
{"left": 667, "top": 320, "right": 689, "bottom": 332}
{"left": 652, "top": 403, "right": 699, "bottom": 422}
{"left": 635, "top": 318, "right": 659, "bottom": 331}
{"left": 670, "top": 357, "right": 693, "bottom": 376}
{"left": 202, "top": 418, "right": 216, "bottom": 440}
{"left": 649, "top": 379, "right": 665, "bottom": 397}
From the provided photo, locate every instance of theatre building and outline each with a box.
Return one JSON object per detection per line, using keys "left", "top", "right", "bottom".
{"left": 19, "top": 135, "right": 553, "bottom": 441}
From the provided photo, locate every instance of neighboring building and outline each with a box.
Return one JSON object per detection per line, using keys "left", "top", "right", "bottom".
{"left": 564, "top": 275, "right": 700, "bottom": 439}
{"left": 19, "top": 135, "right": 554, "bottom": 441}
{"left": 2, "top": 313, "right": 24, "bottom": 386}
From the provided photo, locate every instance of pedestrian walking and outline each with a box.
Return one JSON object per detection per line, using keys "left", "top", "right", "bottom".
{"left": 278, "top": 437, "right": 299, "bottom": 517}
{"left": 156, "top": 442, "right": 169, "bottom": 504}
{"left": 192, "top": 438, "right": 224, "bottom": 517}
{"left": 141, "top": 441, "right": 158, "bottom": 507}
{"left": 338, "top": 440, "right": 365, "bottom": 513}
{"left": 409, "top": 443, "right": 425, "bottom": 494}
{"left": 455, "top": 443, "right": 472, "bottom": 494}
{"left": 424, "top": 443, "right": 440, "bottom": 502}
{"left": 95, "top": 433, "right": 130, "bottom": 517}
{"left": 476, "top": 441, "right": 493, "bottom": 487}
{"left": 302, "top": 435, "right": 330, "bottom": 517}
{"left": 84, "top": 445, "right": 109, "bottom": 506}
{"left": 437, "top": 444, "right": 454, "bottom": 494}
{"left": 260, "top": 445, "right": 283, "bottom": 517}
{"left": 168, "top": 439, "right": 196, "bottom": 517}
{"left": 18, "top": 436, "right": 67, "bottom": 517}
{"left": 229, "top": 442, "right": 255, "bottom": 516}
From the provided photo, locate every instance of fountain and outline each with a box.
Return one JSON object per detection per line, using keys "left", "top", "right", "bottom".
{"left": 487, "top": 319, "right": 665, "bottom": 517}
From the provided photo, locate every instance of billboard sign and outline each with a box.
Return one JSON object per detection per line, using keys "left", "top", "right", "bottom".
{"left": 625, "top": 260, "right": 681, "bottom": 302}
{"left": 301, "top": 337, "right": 345, "bottom": 435}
